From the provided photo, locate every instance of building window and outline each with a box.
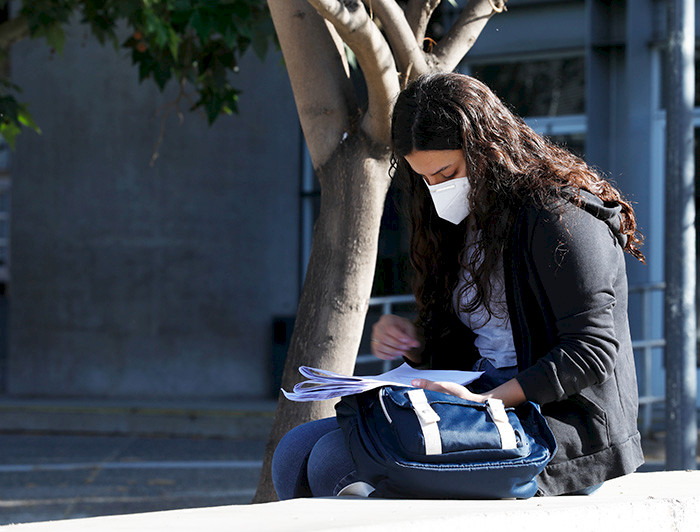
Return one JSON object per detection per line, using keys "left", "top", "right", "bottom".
{"left": 466, "top": 56, "right": 587, "bottom": 158}
{"left": 469, "top": 57, "right": 585, "bottom": 118}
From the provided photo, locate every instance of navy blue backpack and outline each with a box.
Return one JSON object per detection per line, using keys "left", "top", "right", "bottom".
{"left": 336, "top": 386, "right": 557, "bottom": 499}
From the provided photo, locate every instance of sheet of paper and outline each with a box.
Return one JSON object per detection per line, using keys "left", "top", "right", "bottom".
{"left": 282, "top": 362, "right": 482, "bottom": 402}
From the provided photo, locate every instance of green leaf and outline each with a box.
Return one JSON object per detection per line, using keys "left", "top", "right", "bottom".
{"left": 18, "top": 104, "right": 41, "bottom": 133}
{"left": 0, "top": 95, "right": 19, "bottom": 122}
{"left": 172, "top": 0, "right": 191, "bottom": 11}
{"left": 0, "top": 97, "right": 40, "bottom": 148}
{"left": 168, "top": 28, "right": 182, "bottom": 58}
{"left": 190, "top": 9, "right": 213, "bottom": 41}
{"left": 152, "top": 62, "right": 173, "bottom": 89}
{"left": 0, "top": 78, "right": 22, "bottom": 94}
{"left": 39, "top": 22, "right": 66, "bottom": 54}
{"left": 230, "top": 1, "right": 251, "bottom": 18}
{"left": 0, "top": 120, "right": 21, "bottom": 149}
{"left": 251, "top": 26, "right": 268, "bottom": 61}
{"left": 203, "top": 92, "right": 222, "bottom": 124}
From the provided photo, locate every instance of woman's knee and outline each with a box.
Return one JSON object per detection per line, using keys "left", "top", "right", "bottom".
{"left": 271, "top": 417, "right": 339, "bottom": 500}
{"left": 307, "top": 428, "right": 356, "bottom": 497}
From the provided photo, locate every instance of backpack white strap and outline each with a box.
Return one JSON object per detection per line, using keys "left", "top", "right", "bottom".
{"left": 486, "top": 398, "right": 518, "bottom": 450}
{"left": 407, "top": 389, "right": 442, "bottom": 455}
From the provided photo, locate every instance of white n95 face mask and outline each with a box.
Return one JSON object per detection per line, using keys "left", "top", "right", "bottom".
{"left": 425, "top": 177, "right": 471, "bottom": 225}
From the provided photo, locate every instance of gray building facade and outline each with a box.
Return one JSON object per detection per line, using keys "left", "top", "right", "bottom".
{"left": 7, "top": 20, "right": 301, "bottom": 399}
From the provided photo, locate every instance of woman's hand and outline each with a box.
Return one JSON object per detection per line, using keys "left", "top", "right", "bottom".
{"left": 410, "top": 379, "right": 487, "bottom": 402}
{"left": 371, "top": 314, "right": 422, "bottom": 363}
{"left": 411, "top": 377, "right": 527, "bottom": 408}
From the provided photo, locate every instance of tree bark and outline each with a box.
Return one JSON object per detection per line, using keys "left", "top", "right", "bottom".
{"left": 369, "top": 0, "right": 430, "bottom": 79}
{"left": 308, "top": 0, "right": 399, "bottom": 144}
{"left": 405, "top": 0, "right": 441, "bottom": 43}
{"left": 267, "top": 0, "right": 355, "bottom": 165}
{"left": 253, "top": 133, "right": 391, "bottom": 503}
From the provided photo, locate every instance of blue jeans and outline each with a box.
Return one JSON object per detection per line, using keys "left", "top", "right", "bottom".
{"left": 272, "top": 417, "right": 356, "bottom": 500}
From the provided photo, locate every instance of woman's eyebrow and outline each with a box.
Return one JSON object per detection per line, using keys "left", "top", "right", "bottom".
{"left": 428, "top": 164, "right": 453, "bottom": 177}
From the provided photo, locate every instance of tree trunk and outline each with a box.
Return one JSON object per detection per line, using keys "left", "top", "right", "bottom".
{"left": 253, "top": 133, "right": 392, "bottom": 502}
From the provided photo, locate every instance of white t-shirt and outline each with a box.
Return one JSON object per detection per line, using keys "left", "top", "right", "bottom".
{"left": 452, "top": 248, "right": 517, "bottom": 369}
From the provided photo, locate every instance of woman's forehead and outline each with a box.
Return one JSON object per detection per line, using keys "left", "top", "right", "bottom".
{"left": 404, "top": 149, "right": 463, "bottom": 175}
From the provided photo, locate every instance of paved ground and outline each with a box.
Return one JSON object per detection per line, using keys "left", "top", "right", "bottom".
{"left": 0, "top": 433, "right": 266, "bottom": 526}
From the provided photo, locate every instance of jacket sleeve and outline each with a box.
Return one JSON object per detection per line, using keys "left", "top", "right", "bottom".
{"left": 514, "top": 205, "right": 623, "bottom": 405}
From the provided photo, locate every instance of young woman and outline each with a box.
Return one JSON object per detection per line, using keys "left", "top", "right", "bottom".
{"left": 272, "top": 72, "right": 645, "bottom": 499}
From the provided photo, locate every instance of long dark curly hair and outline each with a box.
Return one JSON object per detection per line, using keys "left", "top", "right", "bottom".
{"left": 390, "top": 72, "right": 644, "bottom": 332}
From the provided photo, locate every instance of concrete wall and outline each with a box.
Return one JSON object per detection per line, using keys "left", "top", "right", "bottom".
{"left": 7, "top": 24, "right": 301, "bottom": 399}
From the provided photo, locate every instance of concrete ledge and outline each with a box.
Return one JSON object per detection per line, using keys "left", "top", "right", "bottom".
{"left": 4, "top": 471, "right": 699, "bottom": 531}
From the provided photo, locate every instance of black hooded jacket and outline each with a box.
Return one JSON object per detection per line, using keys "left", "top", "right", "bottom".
{"left": 422, "top": 190, "right": 644, "bottom": 495}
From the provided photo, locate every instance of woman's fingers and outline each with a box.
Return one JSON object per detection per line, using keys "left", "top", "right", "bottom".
{"left": 390, "top": 318, "right": 420, "bottom": 347}
{"left": 411, "top": 378, "right": 485, "bottom": 402}
{"left": 371, "top": 315, "right": 420, "bottom": 359}
{"left": 372, "top": 333, "right": 415, "bottom": 359}
{"left": 371, "top": 336, "right": 408, "bottom": 359}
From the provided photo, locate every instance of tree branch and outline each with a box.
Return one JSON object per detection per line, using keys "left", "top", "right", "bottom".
{"left": 0, "top": 15, "right": 29, "bottom": 52}
{"left": 308, "top": 0, "right": 400, "bottom": 146}
{"left": 268, "top": 0, "right": 356, "bottom": 168}
{"left": 405, "top": 0, "right": 441, "bottom": 44}
{"left": 431, "top": 0, "right": 506, "bottom": 73}
{"left": 366, "top": 0, "right": 429, "bottom": 80}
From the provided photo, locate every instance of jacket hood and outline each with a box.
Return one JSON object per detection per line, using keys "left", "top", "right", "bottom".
{"left": 566, "top": 189, "right": 627, "bottom": 248}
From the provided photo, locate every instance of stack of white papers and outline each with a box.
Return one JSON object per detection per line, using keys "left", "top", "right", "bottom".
{"left": 282, "top": 363, "right": 482, "bottom": 402}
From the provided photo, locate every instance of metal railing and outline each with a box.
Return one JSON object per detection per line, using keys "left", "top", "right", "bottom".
{"left": 629, "top": 282, "right": 667, "bottom": 435}
{"left": 355, "top": 282, "right": 668, "bottom": 435}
